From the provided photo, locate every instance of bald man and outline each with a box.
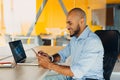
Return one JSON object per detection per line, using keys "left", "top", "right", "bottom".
{"left": 37, "top": 8, "right": 104, "bottom": 80}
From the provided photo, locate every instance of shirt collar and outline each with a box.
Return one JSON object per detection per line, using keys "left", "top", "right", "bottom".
{"left": 75, "top": 26, "right": 90, "bottom": 40}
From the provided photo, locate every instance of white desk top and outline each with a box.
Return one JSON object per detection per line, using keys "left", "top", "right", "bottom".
{"left": 0, "top": 65, "right": 49, "bottom": 80}
{"left": 0, "top": 45, "right": 64, "bottom": 80}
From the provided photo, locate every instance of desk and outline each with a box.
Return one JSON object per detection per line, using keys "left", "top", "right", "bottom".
{"left": 0, "top": 45, "right": 64, "bottom": 80}
{"left": 11, "top": 35, "right": 57, "bottom": 46}
{"left": 11, "top": 36, "right": 36, "bottom": 44}
{"left": 34, "top": 46, "right": 64, "bottom": 55}
{"left": 11, "top": 36, "right": 35, "bottom": 41}
{"left": 0, "top": 66, "right": 48, "bottom": 80}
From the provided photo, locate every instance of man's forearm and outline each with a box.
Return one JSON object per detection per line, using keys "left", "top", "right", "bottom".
{"left": 50, "top": 54, "right": 74, "bottom": 77}
{"left": 48, "top": 63, "right": 74, "bottom": 77}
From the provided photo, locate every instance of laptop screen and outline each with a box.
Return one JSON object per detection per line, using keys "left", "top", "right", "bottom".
{"left": 9, "top": 40, "right": 26, "bottom": 63}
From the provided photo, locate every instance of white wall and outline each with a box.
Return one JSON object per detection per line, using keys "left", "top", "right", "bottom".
{"left": 3, "top": 0, "right": 36, "bottom": 35}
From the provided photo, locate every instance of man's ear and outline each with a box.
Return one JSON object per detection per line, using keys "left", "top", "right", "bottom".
{"left": 80, "top": 18, "right": 84, "bottom": 25}
{"left": 79, "top": 18, "right": 84, "bottom": 26}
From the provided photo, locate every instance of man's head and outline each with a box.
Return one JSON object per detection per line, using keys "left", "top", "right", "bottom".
{"left": 66, "top": 8, "right": 86, "bottom": 37}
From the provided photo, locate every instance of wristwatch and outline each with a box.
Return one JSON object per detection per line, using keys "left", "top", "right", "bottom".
{"left": 50, "top": 56, "right": 54, "bottom": 62}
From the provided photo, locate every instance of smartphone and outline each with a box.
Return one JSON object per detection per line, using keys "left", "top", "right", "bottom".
{"left": 31, "top": 48, "right": 38, "bottom": 55}
{"left": 32, "top": 48, "right": 48, "bottom": 57}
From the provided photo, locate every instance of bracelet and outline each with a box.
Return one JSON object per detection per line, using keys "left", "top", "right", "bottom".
{"left": 50, "top": 56, "right": 54, "bottom": 62}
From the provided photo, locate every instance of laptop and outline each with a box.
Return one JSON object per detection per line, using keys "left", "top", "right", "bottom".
{"left": 9, "top": 40, "right": 38, "bottom": 65}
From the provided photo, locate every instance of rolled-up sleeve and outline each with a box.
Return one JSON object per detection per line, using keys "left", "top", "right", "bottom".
{"left": 58, "top": 43, "right": 71, "bottom": 63}
{"left": 70, "top": 52, "right": 99, "bottom": 79}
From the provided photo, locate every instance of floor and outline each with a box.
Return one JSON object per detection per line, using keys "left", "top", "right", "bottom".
{"left": 111, "top": 60, "right": 120, "bottom": 80}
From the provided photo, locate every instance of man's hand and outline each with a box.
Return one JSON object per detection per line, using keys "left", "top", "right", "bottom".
{"left": 36, "top": 51, "right": 74, "bottom": 77}
{"left": 38, "top": 51, "right": 49, "bottom": 57}
{"left": 36, "top": 51, "right": 52, "bottom": 69}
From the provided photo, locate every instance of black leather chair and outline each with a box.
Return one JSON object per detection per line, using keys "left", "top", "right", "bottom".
{"left": 95, "top": 30, "right": 120, "bottom": 80}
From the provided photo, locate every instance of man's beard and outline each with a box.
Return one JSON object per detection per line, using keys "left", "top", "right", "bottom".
{"left": 70, "top": 24, "right": 80, "bottom": 37}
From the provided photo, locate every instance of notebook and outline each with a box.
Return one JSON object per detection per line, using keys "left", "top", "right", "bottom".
{"left": 9, "top": 40, "right": 38, "bottom": 65}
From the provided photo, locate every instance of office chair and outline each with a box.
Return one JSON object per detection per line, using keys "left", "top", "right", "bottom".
{"left": 95, "top": 30, "right": 120, "bottom": 80}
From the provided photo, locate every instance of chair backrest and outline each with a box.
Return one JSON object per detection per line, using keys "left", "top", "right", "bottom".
{"left": 95, "top": 30, "right": 120, "bottom": 80}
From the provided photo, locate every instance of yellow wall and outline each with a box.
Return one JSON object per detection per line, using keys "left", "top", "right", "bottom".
{"left": 35, "top": 0, "right": 106, "bottom": 35}
{"left": 35, "top": 0, "right": 67, "bottom": 35}
{"left": 107, "top": 0, "right": 120, "bottom": 4}
{"left": 87, "top": 0, "right": 106, "bottom": 31}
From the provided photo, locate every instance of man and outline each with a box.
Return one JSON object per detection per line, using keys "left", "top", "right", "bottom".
{"left": 37, "top": 8, "right": 104, "bottom": 80}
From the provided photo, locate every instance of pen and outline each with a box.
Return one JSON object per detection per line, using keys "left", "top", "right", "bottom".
{"left": 0, "top": 62, "right": 13, "bottom": 67}
{"left": 0, "top": 62, "right": 12, "bottom": 64}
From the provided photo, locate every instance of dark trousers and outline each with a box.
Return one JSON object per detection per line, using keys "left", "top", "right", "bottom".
{"left": 66, "top": 76, "right": 98, "bottom": 80}
{"left": 85, "top": 78, "right": 98, "bottom": 80}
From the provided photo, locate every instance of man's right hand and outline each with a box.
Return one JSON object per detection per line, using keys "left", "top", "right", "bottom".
{"left": 38, "top": 51, "right": 49, "bottom": 57}
{"left": 37, "top": 51, "right": 53, "bottom": 62}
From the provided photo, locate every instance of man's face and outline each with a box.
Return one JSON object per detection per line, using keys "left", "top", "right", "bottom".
{"left": 66, "top": 13, "right": 81, "bottom": 37}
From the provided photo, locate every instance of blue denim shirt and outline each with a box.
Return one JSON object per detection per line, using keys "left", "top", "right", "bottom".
{"left": 58, "top": 27, "right": 104, "bottom": 80}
